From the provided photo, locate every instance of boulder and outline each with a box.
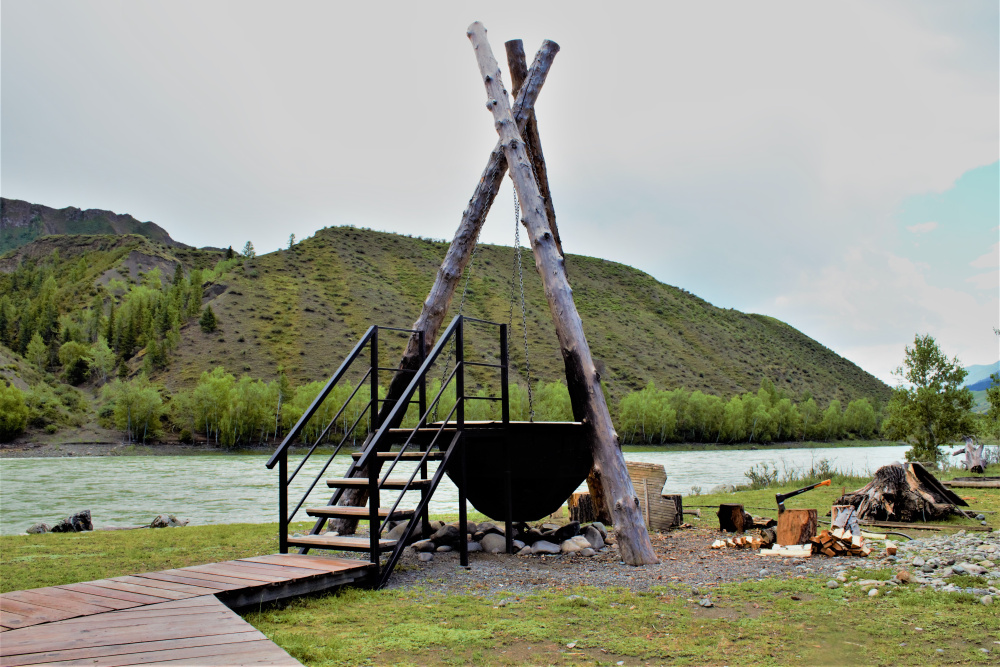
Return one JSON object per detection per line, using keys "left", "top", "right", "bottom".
{"left": 561, "top": 536, "right": 592, "bottom": 554}
{"left": 386, "top": 521, "right": 412, "bottom": 544}
{"left": 150, "top": 514, "right": 188, "bottom": 528}
{"left": 481, "top": 533, "right": 508, "bottom": 554}
{"left": 26, "top": 523, "right": 50, "bottom": 534}
{"left": 582, "top": 525, "right": 605, "bottom": 550}
{"left": 70, "top": 510, "right": 94, "bottom": 531}
{"left": 531, "top": 540, "right": 561, "bottom": 555}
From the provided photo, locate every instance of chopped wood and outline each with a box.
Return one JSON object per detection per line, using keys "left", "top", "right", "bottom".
{"left": 776, "top": 509, "right": 818, "bottom": 546}
{"left": 759, "top": 545, "right": 812, "bottom": 558}
{"left": 885, "top": 540, "right": 897, "bottom": 556}
{"left": 807, "top": 528, "right": 870, "bottom": 558}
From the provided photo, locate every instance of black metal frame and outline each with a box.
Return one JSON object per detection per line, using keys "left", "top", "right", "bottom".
{"left": 266, "top": 316, "right": 513, "bottom": 588}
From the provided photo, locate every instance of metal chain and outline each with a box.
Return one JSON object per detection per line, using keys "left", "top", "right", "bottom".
{"left": 507, "top": 185, "right": 534, "bottom": 420}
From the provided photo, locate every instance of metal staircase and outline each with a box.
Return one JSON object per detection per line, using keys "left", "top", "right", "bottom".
{"left": 266, "top": 316, "right": 509, "bottom": 588}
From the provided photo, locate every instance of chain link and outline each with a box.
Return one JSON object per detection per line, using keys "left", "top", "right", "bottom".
{"left": 507, "top": 184, "right": 534, "bottom": 421}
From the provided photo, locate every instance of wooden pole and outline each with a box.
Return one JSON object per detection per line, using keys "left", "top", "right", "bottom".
{"left": 328, "top": 40, "right": 560, "bottom": 535}
{"left": 504, "top": 40, "right": 562, "bottom": 257}
{"left": 467, "top": 22, "right": 657, "bottom": 565}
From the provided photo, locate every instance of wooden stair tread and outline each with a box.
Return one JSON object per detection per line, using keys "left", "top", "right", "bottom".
{"left": 305, "top": 506, "right": 414, "bottom": 518}
{"left": 326, "top": 477, "right": 431, "bottom": 489}
{"left": 286, "top": 535, "right": 397, "bottom": 550}
{"left": 351, "top": 451, "right": 444, "bottom": 460}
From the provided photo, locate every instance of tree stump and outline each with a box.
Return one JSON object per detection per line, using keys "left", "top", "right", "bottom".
{"left": 662, "top": 494, "right": 683, "bottom": 527}
{"left": 776, "top": 509, "right": 818, "bottom": 545}
{"left": 717, "top": 504, "right": 750, "bottom": 532}
{"left": 568, "top": 492, "right": 607, "bottom": 523}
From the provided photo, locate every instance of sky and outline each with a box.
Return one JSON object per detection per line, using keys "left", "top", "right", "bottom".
{"left": 2, "top": 1, "right": 998, "bottom": 385}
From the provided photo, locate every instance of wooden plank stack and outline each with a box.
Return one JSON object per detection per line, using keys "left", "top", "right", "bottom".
{"left": 625, "top": 462, "right": 679, "bottom": 531}
{"left": 809, "top": 527, "right": 871, "bottom": 558}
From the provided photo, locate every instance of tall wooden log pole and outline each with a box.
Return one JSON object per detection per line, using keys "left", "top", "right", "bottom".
{"left": 505, "top": 40, "right": 562, "bottom": 257}
{"left": 328, "top": 40, "right": 560, "bottom": 535}
{"left": 468, "top": 22, "right": 657, "bottom": 565}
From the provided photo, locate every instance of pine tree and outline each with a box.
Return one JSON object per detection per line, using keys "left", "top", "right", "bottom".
{"left": 199, "top": 305, "right": 218, "bottom": 333}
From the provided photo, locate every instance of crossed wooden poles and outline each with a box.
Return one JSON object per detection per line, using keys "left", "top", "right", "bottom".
{"left": 331, "top": 23, "right": 657, "bottom": 566}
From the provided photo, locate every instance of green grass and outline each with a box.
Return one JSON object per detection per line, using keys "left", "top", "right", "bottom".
{"left": 244, "top": 577, "right": 999, "bottom": 666}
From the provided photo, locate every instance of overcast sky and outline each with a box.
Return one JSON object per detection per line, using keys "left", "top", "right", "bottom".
{"left": 2, "top": 1, "right": 997, "bottom": 384}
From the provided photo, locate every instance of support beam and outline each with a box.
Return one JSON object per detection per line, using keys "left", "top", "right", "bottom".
{"left": 328, "top": 39, "right": 560, "bottom": 535}
{"left": 505, "top": 39, "right": 562, "bottom": 257}
{"left": 467, "top": 22, "right": 657, "bottom": 565}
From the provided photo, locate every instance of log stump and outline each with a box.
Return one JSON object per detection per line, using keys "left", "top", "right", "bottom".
{"left": 568, "top": 492, "right": 605, "bottom": 523}
{"left": 717, "top": 504, "right": 752, "bottom": 533}
{"left": 777, "top": 509, "right": 818, "bottom": 545}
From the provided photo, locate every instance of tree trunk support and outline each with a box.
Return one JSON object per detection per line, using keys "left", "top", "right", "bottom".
{"left": 328, "top": 39, "right": 561, "bottom": 535}
{"left": 467, "top": 21, "right": 657, "bottom": 565}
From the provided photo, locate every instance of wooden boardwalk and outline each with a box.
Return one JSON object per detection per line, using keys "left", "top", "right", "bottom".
{"left": 0, "top": 554, "right": 372, "bottom": 666}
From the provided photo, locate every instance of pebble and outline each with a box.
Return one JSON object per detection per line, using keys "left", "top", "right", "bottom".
{"left": 699, "top": 598, "right": 713, "bottom": 608}
{"left": 418, "top": 552, "right": 433, "bottom": 562}
{"left": 826, "top": 580, "right": 839, "bottom": 589}
{"left": 982, "top": 595, "right": 993, "bottom": 605}
{"left": 868, "top": 588, "right": 879, "bottom": 597}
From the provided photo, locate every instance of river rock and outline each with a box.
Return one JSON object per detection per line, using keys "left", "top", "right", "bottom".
{"left": 467, "top": 541, "right": 483, "bottom": 553}
{"left": 519, "top": 528, "right": 545, "bottom": 545}
{"left": 418, "top": 552, "right": 433, "bottom": 562}
{"left": 553, "top": 521, "right": 581, "bottom": 542}
{"left": 561, "top": 536, "right": 592, "bottom": 554}
{"left": 517, "top": 546, "right": 533, "bottom": 556}
{"left": 481, "top": 533, "right": 508, "bottom": 553}
{"left": 960, "top": 562, "right": 988, "bottom": 575}
{"left": 26, "top": 523, "right": 50, "bottom": 534}
{"left": 532, "top": 540, "right": 561, "bottom": 555}
{"left": 150, "top": 514, "right": 188, "bottom": 528}
{"left": 412, "top": 539, "right": 436, "bottom": 552}
{"left": 431, "top": 524, "right": 461, "bottom": 546}
{"left": 588, "top": 522, "right": 608, "bottom": 540}
{"left": 386, "top": 521, "right": 411, "bottom": 543}
{"left": 582, "top": 525, "right": 605, "bottom": 550}
{"left": 512, "top": 539, "right": 525, "bottom": 550}
{"left": 580, "top": 547, "right": 595, "bottom": 557}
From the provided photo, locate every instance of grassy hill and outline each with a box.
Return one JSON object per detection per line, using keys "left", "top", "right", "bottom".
{"left": 0, "top": 226, "right": 891, "bottom": 407}
{"left": 0, "top": 198, "right": 190, "bottom": 254}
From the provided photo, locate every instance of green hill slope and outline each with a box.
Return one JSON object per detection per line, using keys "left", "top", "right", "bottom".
{"left": 0, "top": 226, "right": 891, "bottom": 406}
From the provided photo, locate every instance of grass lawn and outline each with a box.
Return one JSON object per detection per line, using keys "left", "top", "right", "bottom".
{"left": 1, "top": 466, "right": 997, "bottom": 665}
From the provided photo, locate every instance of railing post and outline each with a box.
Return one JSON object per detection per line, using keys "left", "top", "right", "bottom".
{"left": 499, "top": 323, "right": 513, "bottom": 553}
{"left": 279, "top": 454, "right": 288, "bottom": 554}
{"left": 456, "top": 318, "right": 469, "bottom": 567}
{"left": 369, "top": 461, "right": 380, "bottom": 576}
{"left": 370, "top": 328, "right": 380, "bottom": 432}
{"left": 418, "top": 330, "right": 430, "bottom": 540}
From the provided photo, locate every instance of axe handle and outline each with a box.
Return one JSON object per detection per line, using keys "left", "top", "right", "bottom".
{"left": 777, "top": 479, "right": 831, "bottom": 508}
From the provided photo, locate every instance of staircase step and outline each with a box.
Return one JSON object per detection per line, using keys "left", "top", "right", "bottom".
{"left": 351, "top": 450, "right": 445, "bottom": 461}
{"left": 327, "top": 477, "right": 432, "bottom": 490}
{"left": 306, "top": 506, "right": 415, "bottom": 520}
{"left": 380, "top": 427, "right": 456, "bottom": 446}
{"left": 287, "top": 534, "right": 397, "bottom": 552}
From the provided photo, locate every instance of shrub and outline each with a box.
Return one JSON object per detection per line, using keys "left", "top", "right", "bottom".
{"left": 0, "top": 383, "right": 28, "bottom": 441}
{"left": 58, "top": 341, "right": 92, "bottom": 385}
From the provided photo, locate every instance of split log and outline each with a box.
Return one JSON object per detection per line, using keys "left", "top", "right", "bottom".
{"left": 327, "top": 39, "right": 560, "bottom": 535}
{"left": 776, "top": 509, "right": 818, "bottom": 546}
{"left": 952, "top": 437, "right": 985, "bottom": 474}
{"left": 467, "top": 22, "right": 656, "bottom": 565}
{"left": 505, "top": 40, "right": 562, "bottom": 257}
{"left": 566, "top": 491, "right": 598, "bottom": 523}
{"left": 717, "top": 504, "right": 751, "bottom": 533}
{"left": 830, "top": 505, "right": 859, "bottom": 535}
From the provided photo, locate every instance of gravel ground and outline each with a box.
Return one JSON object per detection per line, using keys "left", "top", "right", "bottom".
{"left": 383, "top": 525, "right": 848, "bottom": 596}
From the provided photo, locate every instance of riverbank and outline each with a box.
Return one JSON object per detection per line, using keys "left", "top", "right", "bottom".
{"left": 3, "top": 469, "right": 997, "bottom": 665}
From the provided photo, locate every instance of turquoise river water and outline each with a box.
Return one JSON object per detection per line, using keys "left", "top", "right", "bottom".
{"left": 0, "top": 445, "right": 909, "bottom": 534}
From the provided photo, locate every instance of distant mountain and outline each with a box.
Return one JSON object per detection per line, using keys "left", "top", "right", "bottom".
{"left": 967, "top": 376, "right": 998, "bottom": 392}
{"left": 0, "top": 197, "right": 190, "bottom": 254}
{"left": 962, "top": 362, "right": 999, "bottom": 389}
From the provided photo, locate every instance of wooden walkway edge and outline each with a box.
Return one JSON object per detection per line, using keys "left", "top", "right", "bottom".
{"left": 0, "top": 554, "right": 373, "bottom": 666}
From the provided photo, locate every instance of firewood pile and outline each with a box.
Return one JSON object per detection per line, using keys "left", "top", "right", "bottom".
{"left": 809, "top": 527, "right": 871, "bottom": 558}
{"left": 710, "top": 535, "right": 763, "bottom": 550}
{"left": 834, "top": 462, "right": 967, "bottom": 522}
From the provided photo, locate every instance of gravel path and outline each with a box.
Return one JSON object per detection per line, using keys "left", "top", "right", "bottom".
{"left": 384, "top": 525, "right": 847, "bottom": 596}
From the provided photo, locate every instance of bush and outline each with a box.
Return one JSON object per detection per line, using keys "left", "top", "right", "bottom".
{"left": 58, "top": 341, "right": 92, "bottom": 385}
{"left": 0, "top": 383, "right": 29, "bottom": 441}
{"left": 178, "top": 428, "right": 193, "bottom": 444}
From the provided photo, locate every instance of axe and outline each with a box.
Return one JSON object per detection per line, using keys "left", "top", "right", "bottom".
{"left": 776, "top": 479, "right": 831, "bottom": 512}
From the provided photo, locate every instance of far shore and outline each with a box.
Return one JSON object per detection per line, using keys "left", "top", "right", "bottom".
{"left": 1, "top": 434, "right": 901, "bottom": 459}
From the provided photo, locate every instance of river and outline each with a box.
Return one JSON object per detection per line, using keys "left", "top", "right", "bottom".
{"left": 0, "top": 445, "right": 910, "bottom": 534}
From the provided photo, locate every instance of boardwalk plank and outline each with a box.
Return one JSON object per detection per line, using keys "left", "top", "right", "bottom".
{"left": 96, "top": 581, "right": 193, "bottom": 601}
{"left": 34, "top": 589, "right": 134, "bottom": 612}
{"left": 1, "top": 610, "right": 30, "bottom": 630}
{"left": 115, "top": 577, "right": 220, "bottom": 596}
{"left": 181, "top": 564, "right": 288, "bottom": 583}
{"left": 214, "top": 560, "right": 328, "bottom": 578}
{"left": 133, "top": 572, "right": 235, "bottom": 591}
{"left": 239, "top": 554, "right": 370, "bottom": 573}
{"left": 27, "top": 638, "right": 296, "bottom": 667}
{"left": 0, "top": 631, "right": 263, "bottom": 667}
{"left": 155, "top": 569, "right": 254, "bottom": 588}
{"left": 0, "top": 598, "right": 75, "bottom": 625}
{"left": 58, "top": 584, "right": 168, "bottom": 606}
{"left": 2, "top": 591, "right": 112, "bottom": 616}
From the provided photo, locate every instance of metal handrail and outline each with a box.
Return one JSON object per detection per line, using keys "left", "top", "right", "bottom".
{"left": 266, "top": 326, "right": 376, "bottom": 469}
